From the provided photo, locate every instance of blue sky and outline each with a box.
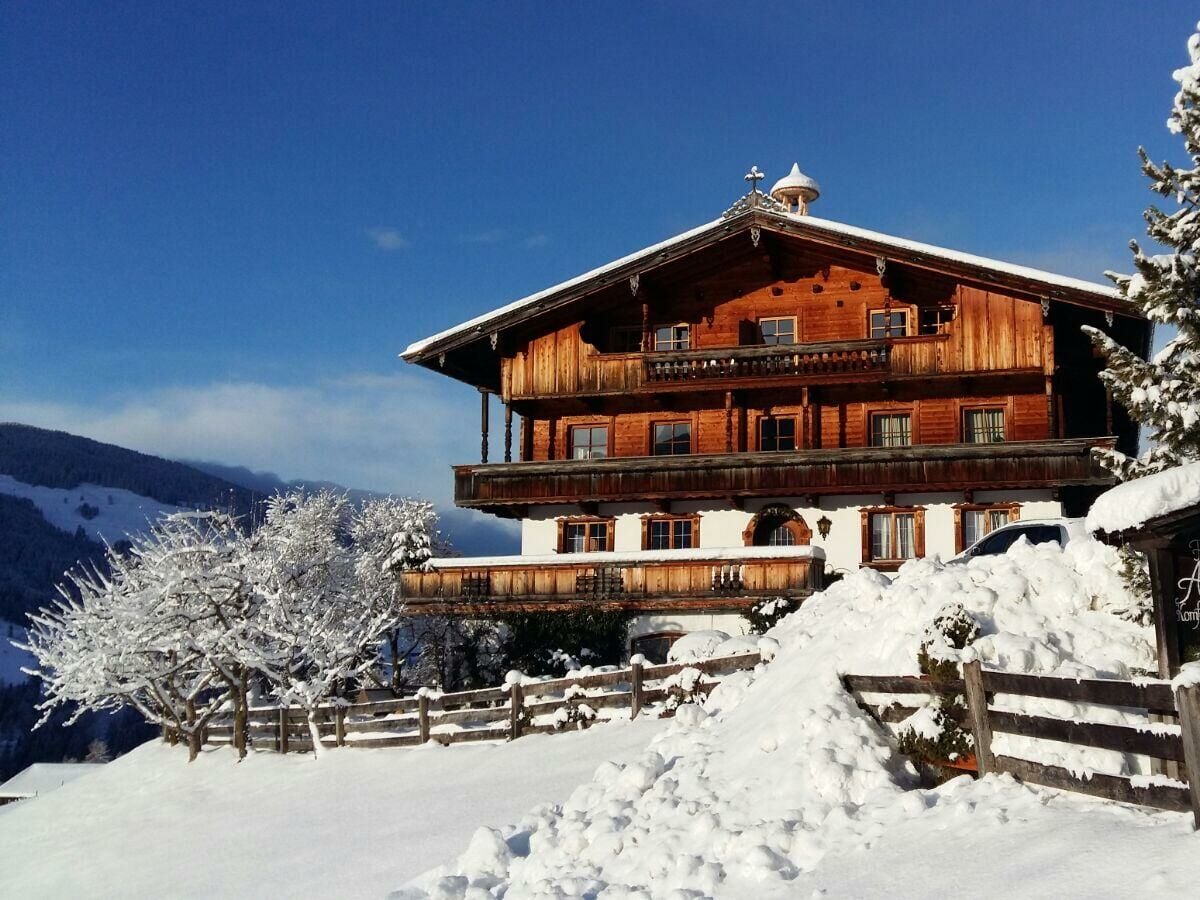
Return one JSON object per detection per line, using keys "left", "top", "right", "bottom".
{"left": 1, "top": 2, "right": 1196, "bottom": 510}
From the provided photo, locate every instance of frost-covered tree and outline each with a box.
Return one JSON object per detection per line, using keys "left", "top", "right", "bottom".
{"left": 241, "top": 491, "right": 407, "bottom": 753}
{"left": 23, "top": 512, "right": 249, "bottom": 761}
{"left": 352, "top": 497, "right": 442, "bottom": 693}
{"left": 1086, "top": 22, "right": 1200, "bottom": 478}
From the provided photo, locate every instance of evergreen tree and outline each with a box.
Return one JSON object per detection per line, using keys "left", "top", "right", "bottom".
{"left": 1086, "top": 23, "right": 1200, "bottom": 479}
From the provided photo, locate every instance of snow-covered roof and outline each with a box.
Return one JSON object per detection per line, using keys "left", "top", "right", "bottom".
{"left": 401, "top": 207, "right": 1126, "bottom": 362}
{"left": 770, "top": 163, "right": 820, "bottom": 200}
{"left": 1086, "top": 461, "right": 1200, "bottom": 534}
{"left": 0, "top": 763, "right": 99, "bottom": 799}
{"left": 426, "top": 544, "right": 823, "bottom": 569}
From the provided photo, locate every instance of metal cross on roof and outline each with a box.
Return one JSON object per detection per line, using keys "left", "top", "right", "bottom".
{"left": 744, "top": 166, "right": 765, "bottom": 192}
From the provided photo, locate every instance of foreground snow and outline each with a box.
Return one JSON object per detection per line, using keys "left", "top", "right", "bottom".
{"left": 400, "top": 541, "right": 1183, "bottom": 898}
{"left": 0, "top": 718, "right": 663, "bottom": 899}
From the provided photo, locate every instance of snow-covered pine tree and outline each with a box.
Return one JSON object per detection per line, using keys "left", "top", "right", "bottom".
{"left": 1085, "top": 22, "right": 1200, "bottom": 479}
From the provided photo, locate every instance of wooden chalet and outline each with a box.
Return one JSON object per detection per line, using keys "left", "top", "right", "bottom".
{"left": 400, "top": 164, "right": 1150, "bottom": 659}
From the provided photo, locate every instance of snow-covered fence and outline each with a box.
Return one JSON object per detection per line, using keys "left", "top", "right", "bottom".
{"left": 202, "top": 651, "right": 761, "bottom": 753}
{"left": 843, "top": 662, "right": 1200, "bottom": 827}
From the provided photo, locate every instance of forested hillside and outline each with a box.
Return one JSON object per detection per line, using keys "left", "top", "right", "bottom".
{"left": 0, "top": 424, "right": 262, "bottom": 515}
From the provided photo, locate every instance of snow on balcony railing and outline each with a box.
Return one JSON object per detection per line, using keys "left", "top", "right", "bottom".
{"left": 426, "top": 544, "right": 825, "bottom": 569}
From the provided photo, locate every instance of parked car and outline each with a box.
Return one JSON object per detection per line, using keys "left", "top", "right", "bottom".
{"left": 950, "top": 517, "right": 1088, "bottom": 562}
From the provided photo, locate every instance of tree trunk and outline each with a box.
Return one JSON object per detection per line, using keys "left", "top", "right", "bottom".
{"left": 233, "top": 679, "right": 248, "bottom": 759}
{"left": 185, "top": 699, "right": 199, "bottom": 761}
{"left": 307, "top": 710, "right": 324, "bottom": 757}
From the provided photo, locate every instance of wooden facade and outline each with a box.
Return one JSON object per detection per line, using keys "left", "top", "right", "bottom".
{"left": 402, "top": 189, "right": 1150, "bottom": 610}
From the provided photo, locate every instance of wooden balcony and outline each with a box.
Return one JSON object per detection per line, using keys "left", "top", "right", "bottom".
{"left": 642, "top": 339, "right": 889, "bottom": 387}
{"left": 454, "top": 438, "right": 1115, "bottom": 514}
{"left": 399, "top": 546, "right": 825, "bottom": 615}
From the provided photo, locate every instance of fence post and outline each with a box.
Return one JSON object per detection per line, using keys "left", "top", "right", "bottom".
{"left": 1174, "top": 683, "right": 1200, "bottom": 830}
{"left": 509, "top": 682, "right": 524, "bottom": 741}
{"left": 630, "top": 657, "right": 644, "bottom": 720}
{"left": 278, "top": 707, "right": 289, "bottom": 755}
{"left": 418, "top": 692, "right": 430, "bottom": 744}
{"left": 335, "top": 706, "right": 346, "bottom": 747}
{"left": 962, "top": 660, "right": 994, "bottom": 777}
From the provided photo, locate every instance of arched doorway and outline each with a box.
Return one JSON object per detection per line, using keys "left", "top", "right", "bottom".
{"left": 743, "top": 504, "right": 812, "bottom": 546}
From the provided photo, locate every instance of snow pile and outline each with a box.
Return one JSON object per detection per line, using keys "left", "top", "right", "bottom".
{"left": 398, "top": 538, "right": 1157, "bottom": 898}
{"left": 1086, "top": 460, "right": 1200, "bottom": 533}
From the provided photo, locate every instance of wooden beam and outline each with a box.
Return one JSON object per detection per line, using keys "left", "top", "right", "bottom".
{"left": 479, "top": 388, "right": 490, "bottom": 464}
{"left": 725, "top": 391, "right": 734, "bottom": 454}
{"left": 504, "top": 404, "right": 513, "bottom": 463}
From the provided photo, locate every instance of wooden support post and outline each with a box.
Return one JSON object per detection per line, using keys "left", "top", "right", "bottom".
{"left": 479, "top": 389, "right": 490, "bottom": 464}
{"left": 335, "top": 706, "right": 346, "bottom": 747}
{"left": 641, "top": 301, "right": 651, "bottom": 352}
{"left": 418, "top": 692, "right": 431, "bottom": 744}
{"left": 801, "top": 387, "right": 811, "bottom": 450}
{"left": 509, "top": 682, "right": 524, "bottom": 741}
{"left": 1175, "top": 683, "right": 1200, "bottom": 829}
{"left": 962, "top": 660, "right": 994, "bottom": 776}
{"left": 724, "top": 391, "right": 733, "bottom": 454}
{"left": 520, "top": 414, "right": 534, "bottom": 462}
{"left": 1045, "top": 376, "right": 1057, "bottom": 440}
{"left": 504, "top": 404, "right": 513, "bottom": 462}
{"left": 278, "top": 707, "right": 289, "bottom": 755}
{"left": 630, "top": 658, "right": 644, "bottom": 719}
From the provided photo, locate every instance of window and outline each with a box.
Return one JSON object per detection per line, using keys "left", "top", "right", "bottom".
{"left": 569, "top": 425, "right": 609, "bottom": 460}
{"left": 869, "top": 309, "right": 909, "bottom": 338}
{"left": 645, "top": 516, "right": 697, "bottom": 550}
{"left": 654, "top": 324, "right": 690, "bottom": 351}
{"left": 758, "top": 316, "right": 796, "bottom": 345}
{"left": 560, "top": 520, "right": 612, "bottom": 553}
{"left": 759, "top": 416, "right": 797, "bottom": 452}
{"left": 610, "top": 327, "right": 644, "bottom": 353}
{"left": 920, "top": 306, "right": 956, "bottom": 335}
{"left": 630, "top": 631, "right": 684, "bottom": 665}
{"left": 870, "top": 412, "right": 912, "bottom": 447}
{"left": 963, "top": 408, "right": 1005, "bottom": 444}
{"left": 962, "top": 508, "right": 1013, "bottom": 549}
{"left": 768, "top": 523, "right": 796, "bottom": 546}
{"left": 653, "top": 421, "right": 691, "bottom": 456}
{"left": 869, "top": 511, "right": 918, "bottom": 561}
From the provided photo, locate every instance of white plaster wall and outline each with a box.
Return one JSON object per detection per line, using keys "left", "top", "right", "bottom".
{"left": 519, "top": 489, "right": 1061, "bottom": 569}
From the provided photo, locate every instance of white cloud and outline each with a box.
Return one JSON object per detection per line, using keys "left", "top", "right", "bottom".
{"left": 523, "top": 233, "right": 549, "bottom": 248}
{"left": 365, "top": 227, "right": 409, "bottom": 250}
{"left": 0, "top": 371, "right": 494, "bottom": 511}
{"left": 461, "top": 228, "right": 508, "bottom": 245}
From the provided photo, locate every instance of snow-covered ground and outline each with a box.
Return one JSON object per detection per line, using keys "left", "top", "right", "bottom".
{"left": 0, "top": 473, "right": 184, "bottom": 544}
{"left": 0, "top": 717, "right": 664, "bottom": 899}
{"left": 399, "top": 540, "right": 1187, "bottom": 898}
{"left": 5, "top": 537, "right": 1198, "bottom": 899}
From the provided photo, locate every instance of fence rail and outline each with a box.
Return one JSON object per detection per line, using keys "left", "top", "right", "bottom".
{"left": 843, "top": 662, "right": 1200, "bottom": 825}
{"left": 200, "top": 651, "right": 761, "bottom": 754}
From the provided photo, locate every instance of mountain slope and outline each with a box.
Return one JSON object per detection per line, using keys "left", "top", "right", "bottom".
{"left": 0, "top": 424, "right": 261, "bottom": 516}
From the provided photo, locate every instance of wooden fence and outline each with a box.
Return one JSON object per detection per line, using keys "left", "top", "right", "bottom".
{"left": 843, "top": 661, "right": 1200, "bottom": 826}
{"left": 202, "top": 651, "right": 761, "bottom": 754}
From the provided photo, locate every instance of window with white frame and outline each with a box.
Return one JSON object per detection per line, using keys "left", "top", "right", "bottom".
{"left": 654, "top": 324, "right": 690, "bottom": 351}
{"left": 758, "top": 316, "right": 796, "bottom": 345}
{"left": 869, "top": 309, "right": 908, "bottom": 338}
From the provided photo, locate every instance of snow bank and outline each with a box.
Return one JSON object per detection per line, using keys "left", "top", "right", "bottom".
{"left": 400, "top": 539, "right": 1159, "bottom": 898}
{"left": 1086, "top": 460, "right": 1200, "bottom": 533}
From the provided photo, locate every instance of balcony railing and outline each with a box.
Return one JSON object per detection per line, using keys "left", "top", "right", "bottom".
{"left": 643, "top": 338, "right": 889, "bottom": 384}
{"left": 454, "top": 438, "right": 1115, "bottom": 513}
{"left": 399, "top": 546, "right": 825, "bottom": 614}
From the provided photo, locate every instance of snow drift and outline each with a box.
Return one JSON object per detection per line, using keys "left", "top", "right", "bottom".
{"left": 398, "top": 539, "right": 1159, "bottom": 898}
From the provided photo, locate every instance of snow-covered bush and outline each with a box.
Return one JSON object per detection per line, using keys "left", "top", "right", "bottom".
{"left": 659, "top": 666, "right": 709, "bottom": 717}
{"left": 743, "top": 596, "right": 797, "bottom": 634}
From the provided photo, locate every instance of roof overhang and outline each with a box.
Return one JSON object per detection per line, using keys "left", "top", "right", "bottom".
{"left": 402, "top": 208, "right": 1141, "bottom": 372}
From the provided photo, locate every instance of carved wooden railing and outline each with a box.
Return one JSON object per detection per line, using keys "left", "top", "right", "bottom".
{"left": 643, "top": 339, "right": 889, "bottom": 384}
{"left": 399, "top": 549, "right": 824, "bottom": 613}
